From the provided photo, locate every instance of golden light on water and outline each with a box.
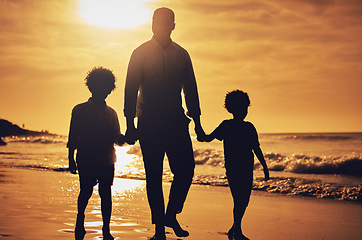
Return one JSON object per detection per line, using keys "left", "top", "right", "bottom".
{"left": 112, "top": 145, "right": 145, "bottom": 194}
{"left": 78, "top": 0, "right": 153, "bottom": 29}
{"left": 114, "top": 145, "right": 142, "bottom": 174}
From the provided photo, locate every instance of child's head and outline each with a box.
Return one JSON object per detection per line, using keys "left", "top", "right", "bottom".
{"left": 85, "top": 67, "right": 116, "bottom": 99}
{"left": 224, "top": 90, "right": 250, "bottom": 119}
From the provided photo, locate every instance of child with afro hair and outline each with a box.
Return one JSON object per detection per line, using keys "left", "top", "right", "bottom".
{"left": 199, "top": 89, "right": 269, "bottom": 240}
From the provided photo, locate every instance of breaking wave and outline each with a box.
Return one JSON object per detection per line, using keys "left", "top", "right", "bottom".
{"left": 127, "top": 145, "right": 362, "bottom": 177}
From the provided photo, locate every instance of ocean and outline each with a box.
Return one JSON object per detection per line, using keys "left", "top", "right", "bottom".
{"left": 1, "top": 132, "right": 361, "bottom": 202}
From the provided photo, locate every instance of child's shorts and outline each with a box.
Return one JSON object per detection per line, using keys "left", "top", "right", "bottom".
{"left": 78, "top": 164, "right": 115, "bottom": 189}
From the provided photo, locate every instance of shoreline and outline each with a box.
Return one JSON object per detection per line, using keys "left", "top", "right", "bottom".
{"left": 0, "top": 167, "right": 361, "bottom": 240}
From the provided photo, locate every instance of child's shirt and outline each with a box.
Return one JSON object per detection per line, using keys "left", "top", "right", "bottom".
{"left": 211, "top": 119, "right": 260, "bottom": 173}
{"left": 67, "top": 98, "right": 120, "bottom": 169}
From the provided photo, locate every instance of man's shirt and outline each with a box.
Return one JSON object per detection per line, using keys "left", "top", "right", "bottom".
{"left": 124, "top": 37, "right": 201, "bottom": 121}
{"left": 67, "top": 98, "right": 120, "bottom": 168}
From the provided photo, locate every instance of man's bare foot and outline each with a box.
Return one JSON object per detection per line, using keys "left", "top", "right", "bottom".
{"left": 150, "top": 233, "right": 166, "bottom": 240}
{"left": 165, "top": 217, "right": 189, "bottom": 237}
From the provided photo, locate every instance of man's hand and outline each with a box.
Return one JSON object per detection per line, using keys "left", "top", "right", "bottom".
{"left": 193, "top": 115, "right": 206, "bottom": 142}
{"left": 195, "top": 126, "right": 206, "bottom": 142}
{"left": 68, "top": 149, "right": 77, "bottom": 174}
{"left": 125, "top": 117, "right": 138, "bottom": 145}
{"left": 68, "top": 159, "right": 77, "bottom": 174}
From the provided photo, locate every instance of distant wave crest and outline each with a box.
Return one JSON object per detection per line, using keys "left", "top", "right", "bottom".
{"left": 4, "top": 136, "right": 66, "bottom": 144}
{"left": 282, "top": 134, "right": 356, "bottom": 141}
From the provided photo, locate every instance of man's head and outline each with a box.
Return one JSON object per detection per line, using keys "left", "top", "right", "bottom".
{"left": 152, "top": 7, "right": 175, "bottom": 40}
{"left": 85, "top": 67, "right": 116, "bottom": 99}
{"left": 224, "top": 90, "right": 251, "bottom": 119}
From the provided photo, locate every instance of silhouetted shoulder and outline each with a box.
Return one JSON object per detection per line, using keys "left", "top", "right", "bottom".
{"left": 133, "top": 40, "right": 153, "bottom": 53}
{"left": 243, "top": 121, "right": 257, "bottom": 130}
{"left": 72, "top": 101, "right": 89, "bottom": 113}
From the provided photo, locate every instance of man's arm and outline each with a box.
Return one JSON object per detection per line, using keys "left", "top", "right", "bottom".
{"left": 124, "top": 50, "right": 142, "bottom": 144}
{"left": 182, "top": 50, "right": 205, "bottom": 139}
{"left": 68, "top": 148, "right": 77, "bottom": 174}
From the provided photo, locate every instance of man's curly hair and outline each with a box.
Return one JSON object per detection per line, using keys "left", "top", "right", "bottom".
{"left": 224, "top": 89, "right": 250, "bottom": 114}
{"left": 85, "top": 67, "right": 116, "bottom": 93}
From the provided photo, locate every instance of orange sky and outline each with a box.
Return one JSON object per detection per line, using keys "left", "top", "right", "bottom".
{"left": 0, "top": 0, "right": 361, "bottom": 135}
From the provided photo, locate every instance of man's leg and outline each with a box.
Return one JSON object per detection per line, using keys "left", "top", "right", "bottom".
{"left": 164, "top": 125, "right": 195, "bottom": 237}
{"left": 140, "top": 137, "right": 167, "bottom": 239}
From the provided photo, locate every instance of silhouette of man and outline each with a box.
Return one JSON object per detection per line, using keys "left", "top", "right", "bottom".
{"left": 124, "top": 7, "right": 204, "bottom": 240}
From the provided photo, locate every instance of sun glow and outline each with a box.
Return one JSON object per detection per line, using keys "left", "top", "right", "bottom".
{"left": 78, "top": 0, "right": 153, "bottom": 29}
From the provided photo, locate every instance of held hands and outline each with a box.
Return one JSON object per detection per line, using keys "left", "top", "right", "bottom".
{"left": 125, "top": 126, "right": 138, "bottom": 145}
{"left": 116, "top": 133, "right": 126, "bottom": 146}
{"left": 194, "top": 122, "right": 206, "bottom": 142}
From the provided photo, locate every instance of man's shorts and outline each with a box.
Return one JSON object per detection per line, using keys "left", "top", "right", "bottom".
{"left": 78, "top": 164, "right": 115, "bottom": 189}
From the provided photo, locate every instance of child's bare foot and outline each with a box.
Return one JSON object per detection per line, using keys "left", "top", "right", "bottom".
{"left": 234, "top": 229, "right": 250, "bottom": 240}
{"left": 165, "top": 217, "right": 189, "bottom": 237}
{"left": 227, "top": 225, "right": 235, "bottom": 239}
{"left": 74, "top": 227, "right": 86, "bottom": 240}
{"left": 102, "top": 227, "right": 114, "bottom": 240}
{"left": 75, "top": 213, "right": 86, "bottom": 240}
{"left": 150, "top": 224, "right": 166, "bottom": 240}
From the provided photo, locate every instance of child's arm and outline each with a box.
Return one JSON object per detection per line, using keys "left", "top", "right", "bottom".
{"left": 198, "top": 123, "right": 223, "bottom": 142}
{"left": 68, "top": 148, "right": 77, "bottom": 174}
{"left": 253, "top": 146, "right": 270, "bottom": 180}
{"left": 203, "top": 133, "right": 217, "bottom": 142}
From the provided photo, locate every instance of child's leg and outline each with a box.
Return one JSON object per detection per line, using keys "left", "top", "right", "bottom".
{"left": 227, "top": 174, "right": 252, "bottom": 239}
{"left": 99, "top": 183, "right": 112, "bottom": 231}
{"left": 76, "top": 171, "right": 96, "bottom": 235}
{"left": 75, "top": 184, "right": 93, "bottom": 240}
{"left": 77, "top": 185, "right": 93, "bottom": 217}
{"left": 98, "top": 165, "right": 115, "bottom": 239}
{"left": 232, "top": 200, "right": 247, "bottom": 234}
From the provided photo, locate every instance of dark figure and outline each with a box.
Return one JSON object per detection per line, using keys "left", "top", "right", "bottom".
{"left": 199, "top": 90, "right": 269, "bottom": 240}
{"left": 124, "top": 7, "right": 205, "bottom": 240}
{"left": 67, "top": 67, "right": 125, "bottom": 240}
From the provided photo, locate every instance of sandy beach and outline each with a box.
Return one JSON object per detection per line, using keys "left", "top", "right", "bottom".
{"left": 0, "top": 167, "right": 361, "bottom": 240}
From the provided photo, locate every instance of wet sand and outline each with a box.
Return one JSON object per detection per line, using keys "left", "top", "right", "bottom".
{"left": 0, "top": 167, "right": 361, "bottom": 240}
